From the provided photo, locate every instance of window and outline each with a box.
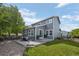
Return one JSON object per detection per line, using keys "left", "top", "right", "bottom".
{"left": 38, "top": 23, "right": 40, "bottom": 25}
{"left": 37, "top": 22, "right": 41, "bottom": 26}
{"left": 28, "top": 30, "right": 30, "bottom": 32}
{"left": 29, "top": 30, "right": 31, "bottom": 35}
{"left": 49, "top": 19, "right": 52, "bottom": 23}
{"left": 28, "top": 30, "right": 32, "bottom": 36}
{"left": 45, "top": 20, "right": 48, "bottom": 24}
{"left": 50, "top": 30, "right": 52, "bottom": 35}
{"left": 28, "top": 30, "right": 30, "bottom": 36}
{"left": 39, "top": 30, "right": 42, "bottom": 36}
{"left": 31, "top": 29, "right": 34, "bottom": 35}
{"left": 31, "top": 32, "right": 33, "bottom": 35}
{"left": 46, "top": 31, "right": 48, "bottom": 35}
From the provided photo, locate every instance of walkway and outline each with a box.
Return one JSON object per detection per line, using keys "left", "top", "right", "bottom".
{"left": 72, "top": 38, "right": 79, "bottom": 43}
{"left": 0, "top": 40, "right": 25, "bottom": 56}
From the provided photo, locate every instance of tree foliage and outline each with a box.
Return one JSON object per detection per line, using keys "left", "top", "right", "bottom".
{"left": 0, "top": 4, "right": 25, "bottom": 38}
{"left": 70, "top": 28, "right": 79, "bottom": 38}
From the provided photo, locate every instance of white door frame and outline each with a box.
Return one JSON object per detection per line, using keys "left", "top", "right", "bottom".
{"left": 38, "top": 29, "right": 44, "bottom": 39}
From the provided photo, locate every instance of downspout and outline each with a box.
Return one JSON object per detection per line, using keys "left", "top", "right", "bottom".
{"left": 53, "top": 18, "right": 54, "bottom": 40}
{"left": 35, "top": 27, "right": 37, "bottom": 40}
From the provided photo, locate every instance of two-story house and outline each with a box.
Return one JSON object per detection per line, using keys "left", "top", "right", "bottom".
{"left": 23, "top": 16, "right": 61, "bottom": 40}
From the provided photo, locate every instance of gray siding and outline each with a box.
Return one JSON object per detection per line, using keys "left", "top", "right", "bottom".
{"left": 53, "top": 17, "right": 60, "bottom": 38}
{"left": 23, "top": 16, "right": 60, "bottom": 40}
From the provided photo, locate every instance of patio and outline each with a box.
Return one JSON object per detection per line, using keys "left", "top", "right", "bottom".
{"left": 15, "top": 39, "right": 53, "bottom": 47}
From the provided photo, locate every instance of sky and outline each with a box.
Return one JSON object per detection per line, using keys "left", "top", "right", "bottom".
{"left": 10, "top": 3, "right": 79, "bottom": 32}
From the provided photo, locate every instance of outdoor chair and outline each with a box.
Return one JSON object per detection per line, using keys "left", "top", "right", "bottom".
{"left": 22, "top": 37, "right": 29, "bottom": 41}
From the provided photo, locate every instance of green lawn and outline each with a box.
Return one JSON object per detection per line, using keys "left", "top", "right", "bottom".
{"left": 24, "top": 40, "right": 79, "bottom": 56}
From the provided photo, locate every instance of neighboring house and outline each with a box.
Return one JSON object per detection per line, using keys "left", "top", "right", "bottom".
{"left": 23, "top": 16, "right": 61, "bottom": 40}
{"left": 61, "top": 31, "right": 69, "bottom": 38}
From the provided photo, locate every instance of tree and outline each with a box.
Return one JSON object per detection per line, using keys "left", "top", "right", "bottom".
{"left": 70, "top": 28, "right": 79, "bottom": 38}
{"left": 10, "top": 5, "right": 25, "bottom": 38}
{"left": 0, "top": 5, "right": 10, "bottom": 36}
{"left": 0, "top": 3, "right": 3, "bottom": 7}
{"left": 0, "top": 4, "right": 25, "bottom": 39}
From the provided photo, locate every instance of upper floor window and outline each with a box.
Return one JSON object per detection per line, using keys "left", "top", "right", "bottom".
{"left": 38, "top": 22, "right": 41, "bottom": 25}
{"left": 45, "top": 20, "right": 48, "bottom": 24}
{"left": 49, "top": 19, "right": 52, "bottom": 23}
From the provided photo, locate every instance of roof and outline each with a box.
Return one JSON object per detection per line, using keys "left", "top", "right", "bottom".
{"left": 24, "top": 27, "right": 35, "bottom": 30}
{"left": 32, "top": 16, "right": 60, "bottom": 25}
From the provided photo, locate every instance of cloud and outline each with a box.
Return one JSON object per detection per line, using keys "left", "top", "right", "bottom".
{"left": 74, "top": 11, "right": 79, "bottom": 14}
{"left": 55, "top": 3, "right": 69, "bottom": 8}
{"left": 23, "top": 17, "right": 42, "bottom": 25}
{"left": 60, "top": 14, "right": 79, "bottom": 31}
{"left": 61, "top": 15, "right": 79, "bottom": 21}
{"left": 60, "top": 24, "right": 79, "bottom": 31}
{"left": 19, "top": 8, "right": 42, "bottom": 25}
{"left": 62, "top": 15, "right": 72, "bottom": 19}
{"left": 19, "top": 8, "right": 79, "bottom": 31}
{"left": 19, "top": 9, "right": 36, "bottom": 18}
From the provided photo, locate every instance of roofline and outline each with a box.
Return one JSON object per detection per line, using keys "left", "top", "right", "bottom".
{"left": 32, "top": 16, "right": 60, "bottom": 25}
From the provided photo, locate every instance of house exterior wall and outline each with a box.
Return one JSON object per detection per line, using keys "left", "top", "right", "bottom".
{"left": 23, "top": 28, "right": 35, "bottom": 40}
{"left": 53, "top": 17, "right": 60, "bottom": 38}
{"left": 23, "top": 16, "right": 61, "bottom": 40}
{"left": 61, "top": 31, "right": 68, "bottom": 38}
{"left": 35, "top": 23, "right": 53, "bottom": 39}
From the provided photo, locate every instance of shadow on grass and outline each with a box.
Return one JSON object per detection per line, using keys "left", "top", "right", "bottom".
{"left": 43, "top": 40, "right": 63, "bottom": 46}
{"left": 23, "top": 47, "right": 33, "bottom": 56}
{"left": 43, "top": 40, "right": 79, "bottom": 47}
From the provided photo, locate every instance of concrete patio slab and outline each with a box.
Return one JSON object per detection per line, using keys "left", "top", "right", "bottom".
{"left": 15, "top": 39, "right": 53, "bottom": 47}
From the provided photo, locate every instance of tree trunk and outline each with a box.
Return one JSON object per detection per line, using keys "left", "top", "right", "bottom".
{"left": 0, "top": 31, "right": 2, "bottom": 37}
{"left": 8, "top": 32, "right": 11, "bottom": 40}
{"left": 0, "top": 32, "right": 1, "bottom": 36}
{"left": 16, "top": 33, "right": 18, "bottom": 39}
{"left": 8, "top": 32, "right": 11, "bottom": 37}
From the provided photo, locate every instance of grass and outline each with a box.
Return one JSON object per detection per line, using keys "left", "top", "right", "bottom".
{"left": 24, "top": 40, "right": 79, "bottom": 56}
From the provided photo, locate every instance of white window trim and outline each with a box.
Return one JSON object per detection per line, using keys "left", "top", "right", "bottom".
{"left": 46, "top": 29, "right": 52, "bottom": 36}
{"left": 38, "top": 29, "right": 43, "bottom": 36}
{"left": 49, "top": 19, "right": 52, "bottom": 23}
{"left": 28, "top": 29, "right": 34, "bottom": 36}
{"left": 38, "top": 29, "right": 44, "bottom": 38}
